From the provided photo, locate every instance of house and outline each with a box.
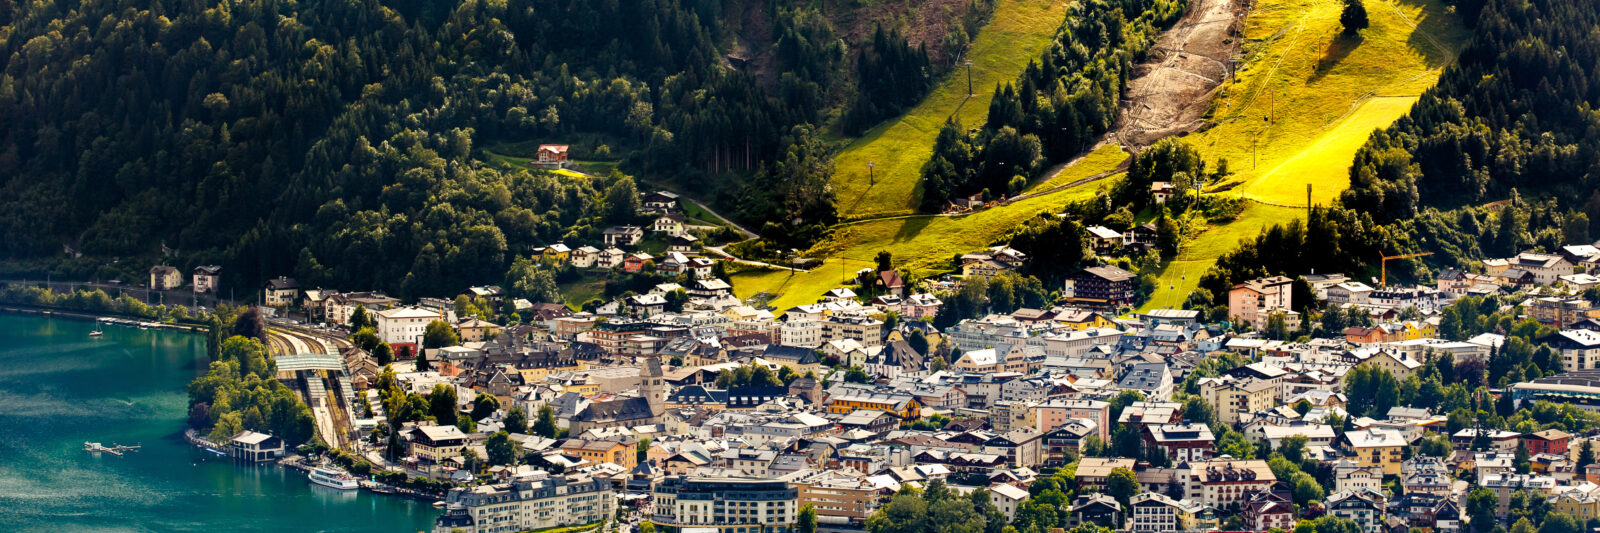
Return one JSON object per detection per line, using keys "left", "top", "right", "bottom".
{"left": 688, "top": 278, "right": 733, "bottom": 299}
{"left": 1242, "top": 492, "right": 1296, "bottom": 533}
{"left": 641, "top": 191, "right": 680, "bottom": 214}
{"left": 1333, "top": 458, "right": 1384, "bottom": 493}
{"left": 877, "top": 270, "right": 905, "bottom": 297}
{"left": 570, "top": 246, "right": 600, "bottom": 268}
{"left": 455, "top": 317, "right": 500, "bottom": 343}
{"left": 652, "top": 214, "right": 686, "bottom": 237}
{"left": 666, "top": 234, "right": 699, "bottom": 253}
{"left": 1151, "top": 182, "right": 1176, "bottom": 204}
{"left": 1326, "top": 282, "right": 1374, "bottom": 305}
{"left": 597, "top": 247, "right": 625, "bottom": 269}
{"left": 536, "top": 144, "right": 570, "bottom": 166}
{"left": 603, "top": 226, "right": 644, "bottom": 247}
{"left": 623, "top": 253, "right": 653, "bottom": 273}
{"left": 1229, "top": 276, "right": 1294, "bottom": 331}
{"left": 1483, "top": 252, "right": 1573, "bottom": 285}
{"left": 1086, "top": 225, "right": 1125, "bottom": 252}
{"left": 192, "top": 265, "right": 222, "bottom": 294}
{"left": 228, "top": 431, "right": 285, "bottom": 462}
{"left": 624, "top": 293, "right": 667, "bottom": 319}
{"left": 1068, "top": 494, "right": 1124, "bottom": 529}
{"left": 962, "top": 258, "right": 1013, "bottom": 280}
{"left": 149, "top": 265, "right": 182, "bottom": 290}
{"left": 1182, "top": 459, "right": 1276, "bottom": 507}
{"left": 1524, "top": 429, "right": 1572, "bottom": 456}
{"left": 1063, "top": 265, "right": 1137, "bottom": 309}
{"left": 1145, "top": 423, "right": 1216, "bottom": 463}
{"left": 264, "top": 277, "right": 300, "bottom": 307}
{"left": 560, "top": 438, "right": 636, "bottom": 469}
{"left": 1200, "top": 377, "right": 1276, "bottom": 425}
{"left": 539, "top": 243, "right": 572, "bottom": 263}
{"left": 411, "top": 425, "right": 468, "bottom": 462}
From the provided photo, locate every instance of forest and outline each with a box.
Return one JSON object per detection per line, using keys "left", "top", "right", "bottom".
{"left": 918, "top": 0, "right": 1187, "bottom": 211}
{"left": 0, "top": 0, "right": 973, "bottom": 296}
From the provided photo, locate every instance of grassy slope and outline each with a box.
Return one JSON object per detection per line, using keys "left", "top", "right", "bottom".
{"left": 1136, "top": 0, "right": 1465, "bottom": 311}
{"left": 830, "top": 0, "right": 1072, "bottom": 219}
{"left": 1024, "top": 144, "right": 1128, "bottom": 194}
{"left": 735, "top": 170, "right": 1115, "bottom": 310}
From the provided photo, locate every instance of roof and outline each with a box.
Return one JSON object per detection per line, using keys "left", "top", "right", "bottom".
{"left": 538, "top": 144, "right": 569, "bottom": 153}
{"left": 1345, "top": 428, "right": 1406, "bottom": 448}
{"left": 1086, "top": 225, "right": 1123, "bottom": 239}
{"left": 1076, "top": 265, "right": 1135, "bottom": 282}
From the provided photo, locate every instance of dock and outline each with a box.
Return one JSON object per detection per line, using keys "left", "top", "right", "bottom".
{"left": 84, "top": 442, "right": 141, "bottom": 456}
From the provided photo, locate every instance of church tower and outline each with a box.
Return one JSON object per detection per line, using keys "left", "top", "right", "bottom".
{"left": 640, "top": 356, "right": 667, "bottom": 415}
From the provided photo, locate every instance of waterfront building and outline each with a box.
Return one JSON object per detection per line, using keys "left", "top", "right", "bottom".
{"left": 228, "top": 431, "right": 284, "bottom": 462}
{"left": 433, "top": 472, "right": 615, "bottom": 533}
{"left": 652, "top": 476, "right": 799, "bottom": 533}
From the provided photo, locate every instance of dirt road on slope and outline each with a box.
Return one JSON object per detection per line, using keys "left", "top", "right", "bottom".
{"left": 1111, "top": 0, "right": 1249, "bottom": 149}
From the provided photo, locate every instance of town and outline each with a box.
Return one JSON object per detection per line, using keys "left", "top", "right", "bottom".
{"left": 142, "top": 188, "right": 1600, "bottom": 533}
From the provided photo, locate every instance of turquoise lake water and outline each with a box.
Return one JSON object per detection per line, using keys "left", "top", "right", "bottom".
{"left": 0, "top": 314, "right": 437, "bottom": 532}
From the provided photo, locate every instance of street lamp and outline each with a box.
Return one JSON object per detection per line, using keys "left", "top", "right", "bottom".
{"left": 866, "top": 161, "right": 876, "bottom": 185}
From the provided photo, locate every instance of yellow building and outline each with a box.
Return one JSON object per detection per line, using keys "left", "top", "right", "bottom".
{"left": 561, "top": 439, "right": 637, "bottom": 469}
{"left": 1343, "top": 428, "right": 1406, "bottom": 475}
{"left": 827, "top": 391, "right": 920, "bottom": 420}
{"left": 1201, "top": 378, "right": 1277, "bottom": 426}
{"left": 1554, "top": 491, "right": 1600, "bottom": 522}
{"left": 539, "top": 243, "right": 572, "bottom": 264}
{"left": 1054, "top": 310, "right": 1117, "bottom": 330}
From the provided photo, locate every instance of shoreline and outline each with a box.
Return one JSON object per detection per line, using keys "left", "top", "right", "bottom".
{"left": 0, "top": 304, "right": 208, "bottom": 334}
{"left": 182, "top": 429, "right": 444, "bottom": 504}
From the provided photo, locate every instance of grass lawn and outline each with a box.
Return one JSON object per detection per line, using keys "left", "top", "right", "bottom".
{"left": 558, "top": 273, "right": 609, "bottom": 310}
{"left": 1188, "top": 0, "right": 1466, "bottom": 206}
{"left": 1139, "top": 203, "right": 1307, "bottom": 311}
{"left": 482, "top": 150, "right": 597, "bottom": 179}
{"left": 679, "top": 198, "right": 732, "bottom": 227}
{"left": 829, "top": 0, "right": 1071, "bottom": 219}
{"left": 1024, "top": 144, "right": 1128, "bottom": 194}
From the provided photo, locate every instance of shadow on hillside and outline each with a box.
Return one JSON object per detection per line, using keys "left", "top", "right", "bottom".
{"left": 892, "top": 216, "right": 935, "bottom": 243}
{"left": 1392, "top": 0, "right": 1464, "bottom": 67}
{"left": 1311, "top": 33, "right": 1363, "bottom": 81}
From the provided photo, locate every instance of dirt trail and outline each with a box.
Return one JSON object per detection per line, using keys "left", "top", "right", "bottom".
{"left": 1110, "top": 0, "right": 1249, "bottom": 149}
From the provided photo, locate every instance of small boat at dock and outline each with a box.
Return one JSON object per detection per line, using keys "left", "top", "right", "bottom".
{"left": 84, "top": 442, "right": 140, "bottom": 456}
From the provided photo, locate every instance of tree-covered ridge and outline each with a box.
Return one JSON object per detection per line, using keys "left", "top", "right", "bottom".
{"left": 1342, "top": 0, "right": 1600, "bottom": 221}
{"left": 919, "top": 0, "right": 1186, "bottom": 211}
{"left": 0, "top": 0, "right": 941, "bottom": 292}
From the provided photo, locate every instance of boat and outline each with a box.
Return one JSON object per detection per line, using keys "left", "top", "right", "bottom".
{"left": 89, "top": 329, "right": 104, "bottom": 337}
{"left": 307, "top": 466, "right": 360, "bottom": 490}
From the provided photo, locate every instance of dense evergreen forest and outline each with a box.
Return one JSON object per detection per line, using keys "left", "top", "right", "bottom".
{"left": 1182, "top": 0, "right": 1600, "bottom": 319}
{"left": 0, "top": 0, "right": 980, "bottom": 296}
{"left": 919, "top": 0, "right": 1187, "bottom": 211}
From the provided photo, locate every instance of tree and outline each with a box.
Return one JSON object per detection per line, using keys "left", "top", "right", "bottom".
{"left": 1266, "top": 311, "right": 1290, "bottom": 340}
{"left": 349, "top": 305, "right": 374, "bottom": 330}
{"left": 1579, "top": 440, "right": 1595, "bottom": 470}
{"left": 470, "top": 393, "right": 500, "bottom": 422}
{"left": 876, "top": 251, "right": 894, "bottom": 273}
{"left": 845, "top": 366, "right": 872, "bottom": 384}
{"left": 1340, "top": 0, "right": 1369, "bottom": 35}
{"left": 1467, "top": 487, "right": 1498, "bottom": 533}
{"left": 232, "top": 307, "right": 267, "bottom": 341}
{"left": 639, "top": 523, "right": 656, "bottom": 533}
{"left": 1107, "top": 468, "right": 1139, "bottom": 510}
{"left": 429, "top": 384, "right": 459, "bottom": 426}
{"left": 532, "top": 404, "right": 558, "bottom": 438}
{"left": 486, "top": 431, "right": 516, "bottom": 465}
{"left": 797, "top": 504, "right": 818, "bottom": 533}
{"left": 1541, "top": 513, "right": 1582, "bottom": 533}
{"left": 423, "top": 320, "right": 460, "bottom": 349}
{"left": 372, "top": 342, "right": 394, "bottom": 366}
{"left": 504, "top": 406, "right": 529, "bottom": 434}
{"left": 907, "top": 328, "right": 930, "bottom": 355}
{"left": 415, "top": 348, "right": 433, "bottom": 372}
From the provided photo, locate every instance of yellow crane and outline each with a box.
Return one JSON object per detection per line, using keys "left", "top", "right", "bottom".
{"left": 1379, "top": 252, "right": 1433, "bottom": 288}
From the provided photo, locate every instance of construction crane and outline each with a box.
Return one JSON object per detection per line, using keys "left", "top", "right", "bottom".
{"left": 1379, "top": 252, "right": 1433, "bottom": 288}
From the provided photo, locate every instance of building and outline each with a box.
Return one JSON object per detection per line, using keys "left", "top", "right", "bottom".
{"left": 1229, "top": 276, "right": 1293, "bottom": 331}
{"left": 1145, "top": 424, "right": 1216, "bottom": 463}
{"left": 1524, "top": 429, "right": 1572, "bottom": 456}
{"left": 569, "top": 357, "right": 666, "bottom": 432}
{"left": 228, "top": 431, "right": 284, "bottom": 462}
{"left": 375, "top": 306, "right": 446, "bottom": 352}
{"left": 1326, "top": 488, "right": 1388, "bottom": 533}
{"left": 1483, "top": 253, "right": 1573, "bottom": 285}
{"left": 1544, "top": 330, "right": 1600, "bottom": 371}
{"left": 1326, "top": 282, "right": 1374, "bottom": 306}
{"left": 433, "top": 473, "right": 615, "bottom": 533}
{"left": 1343, "top": 428, "right": 1406, "bottom": 475}
{"left": 149, "top": 265, "right": 182, "bottom": 290}
{"left": 652, "top": 476, "right": 799, "bottom": 533}
{"left": 1201, "top": 378, "right": 1276, "bottom": 425}
{"left": 1182, "top": 459, "right": 1276, "bottom": 507}
{"left": 193, "top": 265, "right": 222, "bottom": 294}
{"left": 789, "top": 470, "right": 880, "bottom": 523}
{"left": 411, "top": 424, "right": 468, "bottom": 463}
{"left": 560, "top": 438, "right": 636, "bottom": 469}
{"left": 653, "top": 214, "right": 686, "bottom": 237}
{"left": 604, "top": 226, "right": 644, "bottom": 247}
{"left": 1064, "top": 266, "right": 1137, "bottom": 308}
{"left": 264, "top": 277, "right": 299, "bottom": 307}
{"left": 827, "top": 390, "right": 920, "bottom": 420}
{"left": 1130, "top": 492, "right": 1193, "bottom": 533}
{"left": 536, "top": 144, "right": 570, "bottom": 166}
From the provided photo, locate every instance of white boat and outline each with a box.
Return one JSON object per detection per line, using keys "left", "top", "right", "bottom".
{"left": 89, "top": 330, "right": 104, "bottom": 337}
{"left": 307, "top": 466, "right": 360, "bottom": 490}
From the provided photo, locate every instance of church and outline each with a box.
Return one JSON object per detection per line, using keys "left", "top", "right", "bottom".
{"left": 568, "top": 357, "right": 667, "bottom": 433}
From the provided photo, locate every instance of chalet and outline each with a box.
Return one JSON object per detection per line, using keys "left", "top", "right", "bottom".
{"left": 877, "top": 270, "right": 905, "bottom": 297}
{"left": 652, "top": 214, "right": 686, "bottom": 237}
{"left": 666, "top": 234, "right": 699, "bottom": 253}
{"left": 539, "top": 243, "right": 572, "bottom": 263}
{"left": 261, "top": 277, "right": 299, "bottom": 307}
{"left": 597, "top": 247, "right": 625, "bottom": 269}
{"left": 688, "top": 278, "right": 733, "bottom": 299}
{"left": 603, "top": 226, "right": 644, "bottom": 247}
{"left": 641, "top": 191, "right": 680, "bottom": 214}
{"left": 1151, "top": 181, "right": 1175, "bottom": 204}
{"left": 624, "top": 293, "right": 667, "bottom": 319}
{"left": 1483, "top": 252, "right": 1573, "bottom": 285}
{"left": 570, "top": 246, "right": 600, "bottom": 268}
{"left": 1124, "top": 223, "right": 1159, "bottom": 249}
{"left": 149, "top": 265, "right": 182, "bottom": 290}
{"left": 623, "top": 253, "right": 653, "bottom": 273}
{"left": 535, "top": 144, "right": 570, "bottom": 167}
{"left": 1086, "top": 225, "right": 1124, "bottom": 252}
{"left": 193, "top": 265, "right": 222, "bottom": 294}
{"left": 1145, "top": 423, "right": 1216, "bottom": 463}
